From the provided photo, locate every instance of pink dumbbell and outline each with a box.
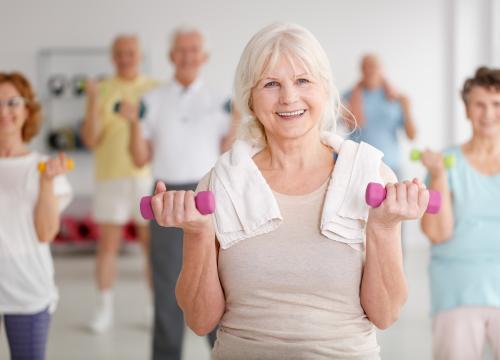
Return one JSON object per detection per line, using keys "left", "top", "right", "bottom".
{"left": 365, "top": 182, "right": 441, "bottom": 214}
{"left": 140, "top": 191, "right": 216, "bottom": 220}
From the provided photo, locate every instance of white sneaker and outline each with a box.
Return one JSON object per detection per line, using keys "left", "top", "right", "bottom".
{"left": 89, "top": 290, "right": 113, "bottom": 334}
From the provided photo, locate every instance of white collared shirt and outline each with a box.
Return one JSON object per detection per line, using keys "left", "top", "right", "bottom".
{"left": 141, "top": 79, "right": 230, "bottom": 184}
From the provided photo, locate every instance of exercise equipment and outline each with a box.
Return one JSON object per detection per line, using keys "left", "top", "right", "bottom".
{"left": 74, "top": 216, "right": 99, "bottom": 241}
{"left": 140, "top": 191, "right": 215, "bottom": 220}
{"left": 47, "top": 127, "right": 84, "bottom": 151}
{"left": 365, "top": 182, "right": 441, "bottom": 214}
{"left": 123, "top": 221, "right": 137, "bottom": 241}
{"left": 38, "top": 158, "right": 74, "bottom": 173}
{"left": 72, "top": 75, "right": 87, "bottom": 96}
{"left": 410, "top": 149, "right": 455, "bottom": 169}
{"left": 114, "top": 101, "right": 146, "bottom": 119}
{"left": 47, "top": 74, "right": 66, "bottom": 97}
{"left": 55, "top": 215, "right": 99, "bottom": 243}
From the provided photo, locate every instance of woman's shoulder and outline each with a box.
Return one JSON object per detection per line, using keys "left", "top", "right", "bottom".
{"left": 379, "top": 162, "right": 398, "bottom": 183}
{"left": 196, "top": 171, "right": 212, "bottom": 193}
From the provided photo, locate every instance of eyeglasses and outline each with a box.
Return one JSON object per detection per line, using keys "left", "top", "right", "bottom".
{"left": 0, "top": 96, "right": 27, "bottom": 110}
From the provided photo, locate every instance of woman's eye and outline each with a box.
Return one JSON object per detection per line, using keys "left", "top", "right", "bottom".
{"left": 297, "top": 78, "right": 310, "bottom": 85}
{"left": 264, "top": 81, "right": 279, "bottom": 88}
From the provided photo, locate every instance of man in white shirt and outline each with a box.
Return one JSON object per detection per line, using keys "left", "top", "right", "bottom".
{"left": 122, "top": 27, "right": 232, "bottom": 360}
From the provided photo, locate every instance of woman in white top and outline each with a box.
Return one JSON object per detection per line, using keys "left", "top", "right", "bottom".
{"left": 149, "top": 23, "right": 430, "bottom": 359}
{"left": 0, "top": 72, "right": 72, "bottom": 360}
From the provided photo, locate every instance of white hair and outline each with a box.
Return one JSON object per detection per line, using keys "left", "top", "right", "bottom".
{"left": 111, "top": 34, "right": 140, "bottom": 52}
{"left": 233, "top": 23, "right": 341, "bottom": 146}
{"left": 169, "top": 25, "right": 207, "bottom": 52}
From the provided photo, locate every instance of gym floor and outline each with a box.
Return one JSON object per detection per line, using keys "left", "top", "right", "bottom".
{"left": 0, "top": 241, "right": 494, "bottom": 360}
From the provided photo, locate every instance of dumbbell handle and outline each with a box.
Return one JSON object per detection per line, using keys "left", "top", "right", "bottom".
{"left": 410, "top": 149, "right": 455, "bottom": 169}
{"left": 114, "top": 101, "right": 146, "bottom": 119}
{"left": 365, "top": 182, "right": 441, "bottom": 214}
{"left": 38, "top": 159, "right": 74, "bottom": 173}
{"left": 140, "top": 191, "right": 215, "bottom": 220}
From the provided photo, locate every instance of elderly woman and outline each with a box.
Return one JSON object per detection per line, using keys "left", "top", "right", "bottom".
{"left": 151, "top": 23, "right": 430, "bottom": 359}
{"left": 421, "top": 67, "right": 500, "bottom": 360}
{"left": 0, "top": 72, "right": 72, "bottom": 360}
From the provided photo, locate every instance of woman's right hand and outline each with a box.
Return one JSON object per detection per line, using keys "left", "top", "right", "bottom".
{"left": 420, "top": 149, "right": 446, "bottom": 178}
{"left": 150, "top": 181, "right": 213, "bottom": 235}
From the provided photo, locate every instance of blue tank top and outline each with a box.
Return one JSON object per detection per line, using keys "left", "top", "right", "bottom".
{"left": 428, "top": 145, "right": 500, "bottom": 315}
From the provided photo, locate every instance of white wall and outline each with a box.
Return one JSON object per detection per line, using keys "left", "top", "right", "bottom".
{"left": 1, "top": 0, "right": 453, "bottom": 245}
{"left": 451, "top": 0, "right": 500, "bottom": 144}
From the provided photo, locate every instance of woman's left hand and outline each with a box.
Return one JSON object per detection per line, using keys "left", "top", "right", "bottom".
{"left": 40, "top": 152, "right": 70, "bottom": 181}
{"left": 368, "top": 179, "right": 429, "bottom": 230}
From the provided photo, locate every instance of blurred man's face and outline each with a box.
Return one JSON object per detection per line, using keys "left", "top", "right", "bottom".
{"left": 361, "top": 55, "right": 383, "bottom": 88}
{"left": 112, "top": 37, "right": 141, "bottom": 79}
{"left": 170, "top": 32, "right": 207, "bottom": 85}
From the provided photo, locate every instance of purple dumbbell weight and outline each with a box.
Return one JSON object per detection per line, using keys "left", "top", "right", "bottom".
{"left": 140, "top": 191, "right": 216, "bottom": 220}
{"left": 365, "top": 182, "right": 441, "bottom": 214}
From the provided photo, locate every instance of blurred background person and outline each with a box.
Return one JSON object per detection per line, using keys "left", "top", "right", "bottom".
{"left": 343, "top": 54, "right": 417, "bottom": 177}
{"left": 121, "top": 27, "right": 233, "bottom": 360}
{"left": 0, "top": 72, "right": 73, "bottom": 360}
{"left": 421, "top": 67, "right": 500, "bottom": 360}
{"left": 80, "top": 35, "right": 157, "bottom": 334}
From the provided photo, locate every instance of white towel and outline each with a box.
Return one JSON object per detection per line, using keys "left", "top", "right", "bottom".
{"left": 209, "top": 131, "right": 383, "bottom": 250}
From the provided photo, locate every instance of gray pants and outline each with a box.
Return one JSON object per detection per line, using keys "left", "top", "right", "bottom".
{"left": 150, "top": 182, "right": 217, "bottom": 360}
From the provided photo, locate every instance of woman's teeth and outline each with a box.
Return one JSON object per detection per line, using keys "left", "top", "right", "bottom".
{"left": 277, "top": 110, "right": 305, "bottom": 117}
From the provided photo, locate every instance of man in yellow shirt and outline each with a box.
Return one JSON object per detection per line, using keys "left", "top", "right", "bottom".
{"left": 81, "top": 34, "right": 157, "bottom": 333}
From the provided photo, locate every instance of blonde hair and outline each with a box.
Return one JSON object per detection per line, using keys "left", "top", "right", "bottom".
{"left": 233, "top": 23, "right": 341, "bottom": 146}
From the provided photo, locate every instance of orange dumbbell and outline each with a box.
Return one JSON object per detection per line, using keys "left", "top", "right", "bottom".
{"left": 38, "top": 158, "right": 75, "bottom": 173}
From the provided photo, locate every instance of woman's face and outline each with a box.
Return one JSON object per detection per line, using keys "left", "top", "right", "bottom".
{"left": 0, "top": 82, "right": 28, "bottom": 139}
{"left": 466, "top": 86, "right": 500, "bottom": 138}
{"left": 251, "top": 55, "right": 327, "bottom": 143}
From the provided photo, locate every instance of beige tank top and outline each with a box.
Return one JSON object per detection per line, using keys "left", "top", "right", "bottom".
{"left": 213, "top": 178, "right": 380, "bottom": 360}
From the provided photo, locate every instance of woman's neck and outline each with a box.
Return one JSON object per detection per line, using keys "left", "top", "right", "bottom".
{"left": 465, "top": 134, "right": 500, "bottom": 157}
{"left": 258, "top": 131, "right": 332, "bottom": 172}
{"left": 0, "top": 135, "right": 29, "bottom": 157}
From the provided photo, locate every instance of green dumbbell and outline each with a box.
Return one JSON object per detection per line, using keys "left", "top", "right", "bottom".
{"left": 410, "top": 149, "right": 456, "bottom": 169}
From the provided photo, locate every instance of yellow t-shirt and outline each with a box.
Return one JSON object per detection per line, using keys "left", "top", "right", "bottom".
{"left": 94, "top": 76, "right": 157, "bottom": 181}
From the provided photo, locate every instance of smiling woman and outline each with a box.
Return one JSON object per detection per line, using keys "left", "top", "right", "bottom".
{"left": 0, "top": 73, "right": 42, "bottom": 143}
{"left": 234, "top": 24, "right": 339, "bottom": 147}
{"left": 0, "top": 72, "right": 73, "bottom": 360}
{"left": 148, "top": 23, "right": 432, "bottom": 360}
{"left": 420, "top": 67, "right": 500, "bottom": 359}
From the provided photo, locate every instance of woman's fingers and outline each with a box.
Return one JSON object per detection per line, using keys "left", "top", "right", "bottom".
{"left": 154, "top": 181, "right": 167, "bottom": 195}
{"left": 151, "top": 188, "right": 203, "bottom": 228}
{"left": 380, "top": 180, "right": 429, "bottom": 220}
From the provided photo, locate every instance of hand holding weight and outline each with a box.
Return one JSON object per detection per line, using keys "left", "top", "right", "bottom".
{"left": 365, "top": 182, "right": 441, "bottom": 214}
{"left": 140, "top": 191, "right": 215, "bottom": 220}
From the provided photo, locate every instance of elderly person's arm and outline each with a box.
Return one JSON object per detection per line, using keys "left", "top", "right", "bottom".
{"left": 118, "top": 100, "right": 153, "bottom": 167}
{"left": 420, "top": 150, "right": 454, "bottom": 243}
{"left": 360, "top": 164, "right": 428, "bottom": 329}
{"left": 399, "top": 95, "right": 417, "bottom": 140}
{"left": 81, "top": 80, "right": 102, "bottom": 149}
{"left": 34, "top": 153, "right": 69, "bottom": 242}
{"left": 150, "top": 181, "right": 225, "bottom": 335}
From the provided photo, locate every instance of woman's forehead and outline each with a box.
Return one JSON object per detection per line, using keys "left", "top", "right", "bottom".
{"left": 0, "top": 82, "right": 20, "bottom": 96}
{"left": 469, "top": 86, "right": 500, "bottom": 99}
{"left": 260, "top": 54, "right": 311, "bottom": 78}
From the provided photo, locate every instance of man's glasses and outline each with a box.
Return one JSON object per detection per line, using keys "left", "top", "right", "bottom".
{"left": 0, "top": 96, "right": 27, "bottom": 110}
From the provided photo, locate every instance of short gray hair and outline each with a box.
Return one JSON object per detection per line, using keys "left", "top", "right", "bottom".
{"left": 169, "top": 25, "right": 206, "bottom": 52}
{"left": 233, "top": 23, "right": 341, "bottom": 146}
